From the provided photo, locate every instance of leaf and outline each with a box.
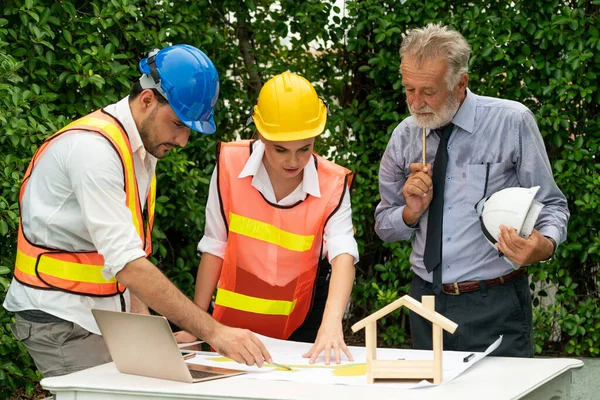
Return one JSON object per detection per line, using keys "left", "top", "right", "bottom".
{"left": 26, "top": 10, "right": 39, "bottom": 23}
{"left": 0, "top": 220, "right": 8, "bottom": 236}
{"left": 63, "top": 30, "right": 72, "bottom": 44}
{"left": 63, "top": 1, "right": 76, "bottom": 17}
{"left": 553, "top": 16, "right": 570, "bottom": 25}
{"left": 45, "top": 51, "right": 56, "bottom": 66}
{"left": 569, "top": 20, "right": 579, "bottom": 31}
{"left": 40, "top": 103, "right": 49, "bottom": 119}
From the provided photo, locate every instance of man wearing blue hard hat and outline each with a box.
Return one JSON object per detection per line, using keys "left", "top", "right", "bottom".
{"left": 4, "top": 44, "right": 272, "bottom": 378}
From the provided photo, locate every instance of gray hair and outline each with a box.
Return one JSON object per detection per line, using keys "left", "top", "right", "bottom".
{"left": 400, "top": 23, "right": 471, "bottom": 90}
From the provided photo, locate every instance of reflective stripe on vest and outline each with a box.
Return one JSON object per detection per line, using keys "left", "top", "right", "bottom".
{"left": 215, "top": 288, "right": 297, "bottom": 316}
{"left": 229, "top": 212, "right": 314, "bottom": 252}
{"left": 144, "top": 175, "right": 156, "bottom": 255}
{"left": 212, "top": 140, "right": 353, "bottom": 339}
{"left": 13, "top": 109, "right": 155, "bottom": 297}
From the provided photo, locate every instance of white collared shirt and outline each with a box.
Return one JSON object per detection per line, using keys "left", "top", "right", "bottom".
{"left": 198, "top": 140, "right": 359, "bottom": 264}
{"left": 3, "top": 97, "right": 156, "bottom": 334}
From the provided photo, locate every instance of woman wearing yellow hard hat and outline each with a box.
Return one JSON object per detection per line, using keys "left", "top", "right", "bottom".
{"left": 175, "top": 71, "right": 358, "bottom": 365}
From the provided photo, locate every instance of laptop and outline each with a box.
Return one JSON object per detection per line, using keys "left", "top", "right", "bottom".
{"left": 92, "top": 309, "right": 247, "bottom": 383}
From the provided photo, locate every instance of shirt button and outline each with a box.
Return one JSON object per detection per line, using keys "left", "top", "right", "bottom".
{"left": 446, "top": 265, "right": 451, "bottom": 271}
{"left": 447, "top": 176, "right": 451, "bottom": 181}
{"left": 446, "top": 236, "right": 452, "bottom": 242}
{"left": 447, "top": 145, "right": 451, "bottom": 150}
{"left": 448, "top": 205, "right": 453, "bottom": 211}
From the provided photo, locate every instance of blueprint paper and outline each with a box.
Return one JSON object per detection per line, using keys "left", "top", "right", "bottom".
{"left": 187, "top": 334, "right": 502, "bottom": 388}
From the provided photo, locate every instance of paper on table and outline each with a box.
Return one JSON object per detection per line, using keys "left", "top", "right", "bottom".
{"left": 188, "top": 334, "right": 503, "bottom": 389}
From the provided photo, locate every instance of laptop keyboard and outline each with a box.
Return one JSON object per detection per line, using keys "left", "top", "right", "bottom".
{"left": 189, "top": 369, "right": 221, "bottom": 379}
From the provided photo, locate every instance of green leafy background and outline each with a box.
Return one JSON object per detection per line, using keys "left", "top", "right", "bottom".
{"left": 1, "top": 0, "right": 598, "bottom": 395}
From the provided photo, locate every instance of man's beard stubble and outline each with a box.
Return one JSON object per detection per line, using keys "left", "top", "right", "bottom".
{"left": 138, "top": 105, "right": 161, "bottom": 158}
{"left": 139, "top": 106, "right": 179, "bottom": 159}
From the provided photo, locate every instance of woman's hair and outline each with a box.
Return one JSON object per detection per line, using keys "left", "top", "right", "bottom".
{"left": 400, "top": 23, "right": 471, "bottom": 90}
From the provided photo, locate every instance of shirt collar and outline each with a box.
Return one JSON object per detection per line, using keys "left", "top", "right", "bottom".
{"left": 452, "top": 88, "right": 476, "bottom": 134}
{"left": 238, "top": 140, "right": 321, "bottom": 199}
{"left": 421, "top": 88, "right": 475, "bottom": 137}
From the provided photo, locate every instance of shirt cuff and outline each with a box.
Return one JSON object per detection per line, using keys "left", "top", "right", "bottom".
{"left": 326, "top": 235, "right": 359, "bottom": 265}
{"left": 197, "top": 236, "right": 227, "bottom": 259}
{"left": 538, "top": 226, "right": 561, "bottom": 253}
{"left": 102, "top": 248, "right": 147, "bottom": 280}
{"left": 389, "top": 206, "right": 419, "bottom": 230}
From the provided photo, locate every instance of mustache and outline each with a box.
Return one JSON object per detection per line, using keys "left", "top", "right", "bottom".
{"left": 409, "top": 104, "right": 435, "bottom": 113}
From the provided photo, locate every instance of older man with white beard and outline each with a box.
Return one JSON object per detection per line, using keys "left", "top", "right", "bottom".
{"left": 374, "top": 23, "right": 569, "bottom": 357}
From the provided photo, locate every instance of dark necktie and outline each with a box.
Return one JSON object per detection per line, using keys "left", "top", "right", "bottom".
{"left": 423, "top": 123, "right": 454, "bottom": 294}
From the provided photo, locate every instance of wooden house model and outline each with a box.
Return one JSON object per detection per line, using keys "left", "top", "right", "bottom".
{"left": 351, "top": 295, "right": 458, "bottom": 384}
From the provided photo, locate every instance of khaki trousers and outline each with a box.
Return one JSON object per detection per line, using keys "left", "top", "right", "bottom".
{"left": 11, "top": 314, "right": 112, "bottom": 377}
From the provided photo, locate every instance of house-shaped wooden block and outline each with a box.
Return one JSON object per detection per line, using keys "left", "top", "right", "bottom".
{"left": 351, "top": 295, "right": 457, "bottom": 384}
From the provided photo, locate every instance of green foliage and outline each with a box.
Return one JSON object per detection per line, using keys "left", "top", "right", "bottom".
{"left": 0, "top": 297, "right": 40, "bottom": 397}
{"left": 0, "top": 0, "right": 599, "bottom": 394}
{"left": 0, "top": 24, "right": 64, "bottom": 397}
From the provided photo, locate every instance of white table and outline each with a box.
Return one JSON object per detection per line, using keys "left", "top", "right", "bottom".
{"left": 42, "top": 356, "right": 582, "bottom": 400}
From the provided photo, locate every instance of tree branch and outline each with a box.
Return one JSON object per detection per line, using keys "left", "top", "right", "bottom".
{"left": 236, "top": 14, "right": 262, "bottom": 96}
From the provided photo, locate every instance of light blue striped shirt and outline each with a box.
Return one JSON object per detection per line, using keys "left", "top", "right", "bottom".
{"left": 375, "top": 88, "right": 569, "bottom": 283}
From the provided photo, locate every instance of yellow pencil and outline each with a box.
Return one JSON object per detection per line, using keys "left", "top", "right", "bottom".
{"left": 422, "top": 127, "right": 427, "bottom": 165}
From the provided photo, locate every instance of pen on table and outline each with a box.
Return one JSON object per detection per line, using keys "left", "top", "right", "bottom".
{"left": 182, "top": 352, "right": 196, "bottom": 360}
{"left": 463, "top": 353, "right": 475, "bottom": 363}
{"left": 270, "top": 362, "right": 292, "bottom": 371}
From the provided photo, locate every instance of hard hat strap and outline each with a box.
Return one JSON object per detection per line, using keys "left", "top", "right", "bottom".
{"left": 139, "top": 74, "right": 168, "bottom": 101}
{"left": 147, "top": 55, "right": 161, "bottom": 85}
{"left": 138, "top": 49, "right": 169, "bottom": 102}
{"left": 478, "top": 215, "right": 497, "bottom": 245}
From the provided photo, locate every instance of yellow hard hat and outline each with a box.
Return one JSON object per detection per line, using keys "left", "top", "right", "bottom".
{"left": 251, "top": 72, "right": 327, "bottom": 141}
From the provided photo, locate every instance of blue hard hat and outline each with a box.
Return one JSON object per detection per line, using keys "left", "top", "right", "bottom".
{"left": 138, "top": 44, "right": 220, "bottom": 134}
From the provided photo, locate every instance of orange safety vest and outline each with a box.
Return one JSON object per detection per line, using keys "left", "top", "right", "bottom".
{"left": 13, "top": 109, "right": 156, "bottom": 297}
{"left": 212, "top": 140, "right": 354, "bottom": 339}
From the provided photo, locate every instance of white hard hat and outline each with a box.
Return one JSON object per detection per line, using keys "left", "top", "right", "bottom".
{"left": 475, "top": 186, "right": 545, "bottom": 269}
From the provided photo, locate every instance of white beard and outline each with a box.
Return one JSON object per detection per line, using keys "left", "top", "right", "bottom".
{"left": 408, "top": 93, "right": 460, "bottom": 129}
